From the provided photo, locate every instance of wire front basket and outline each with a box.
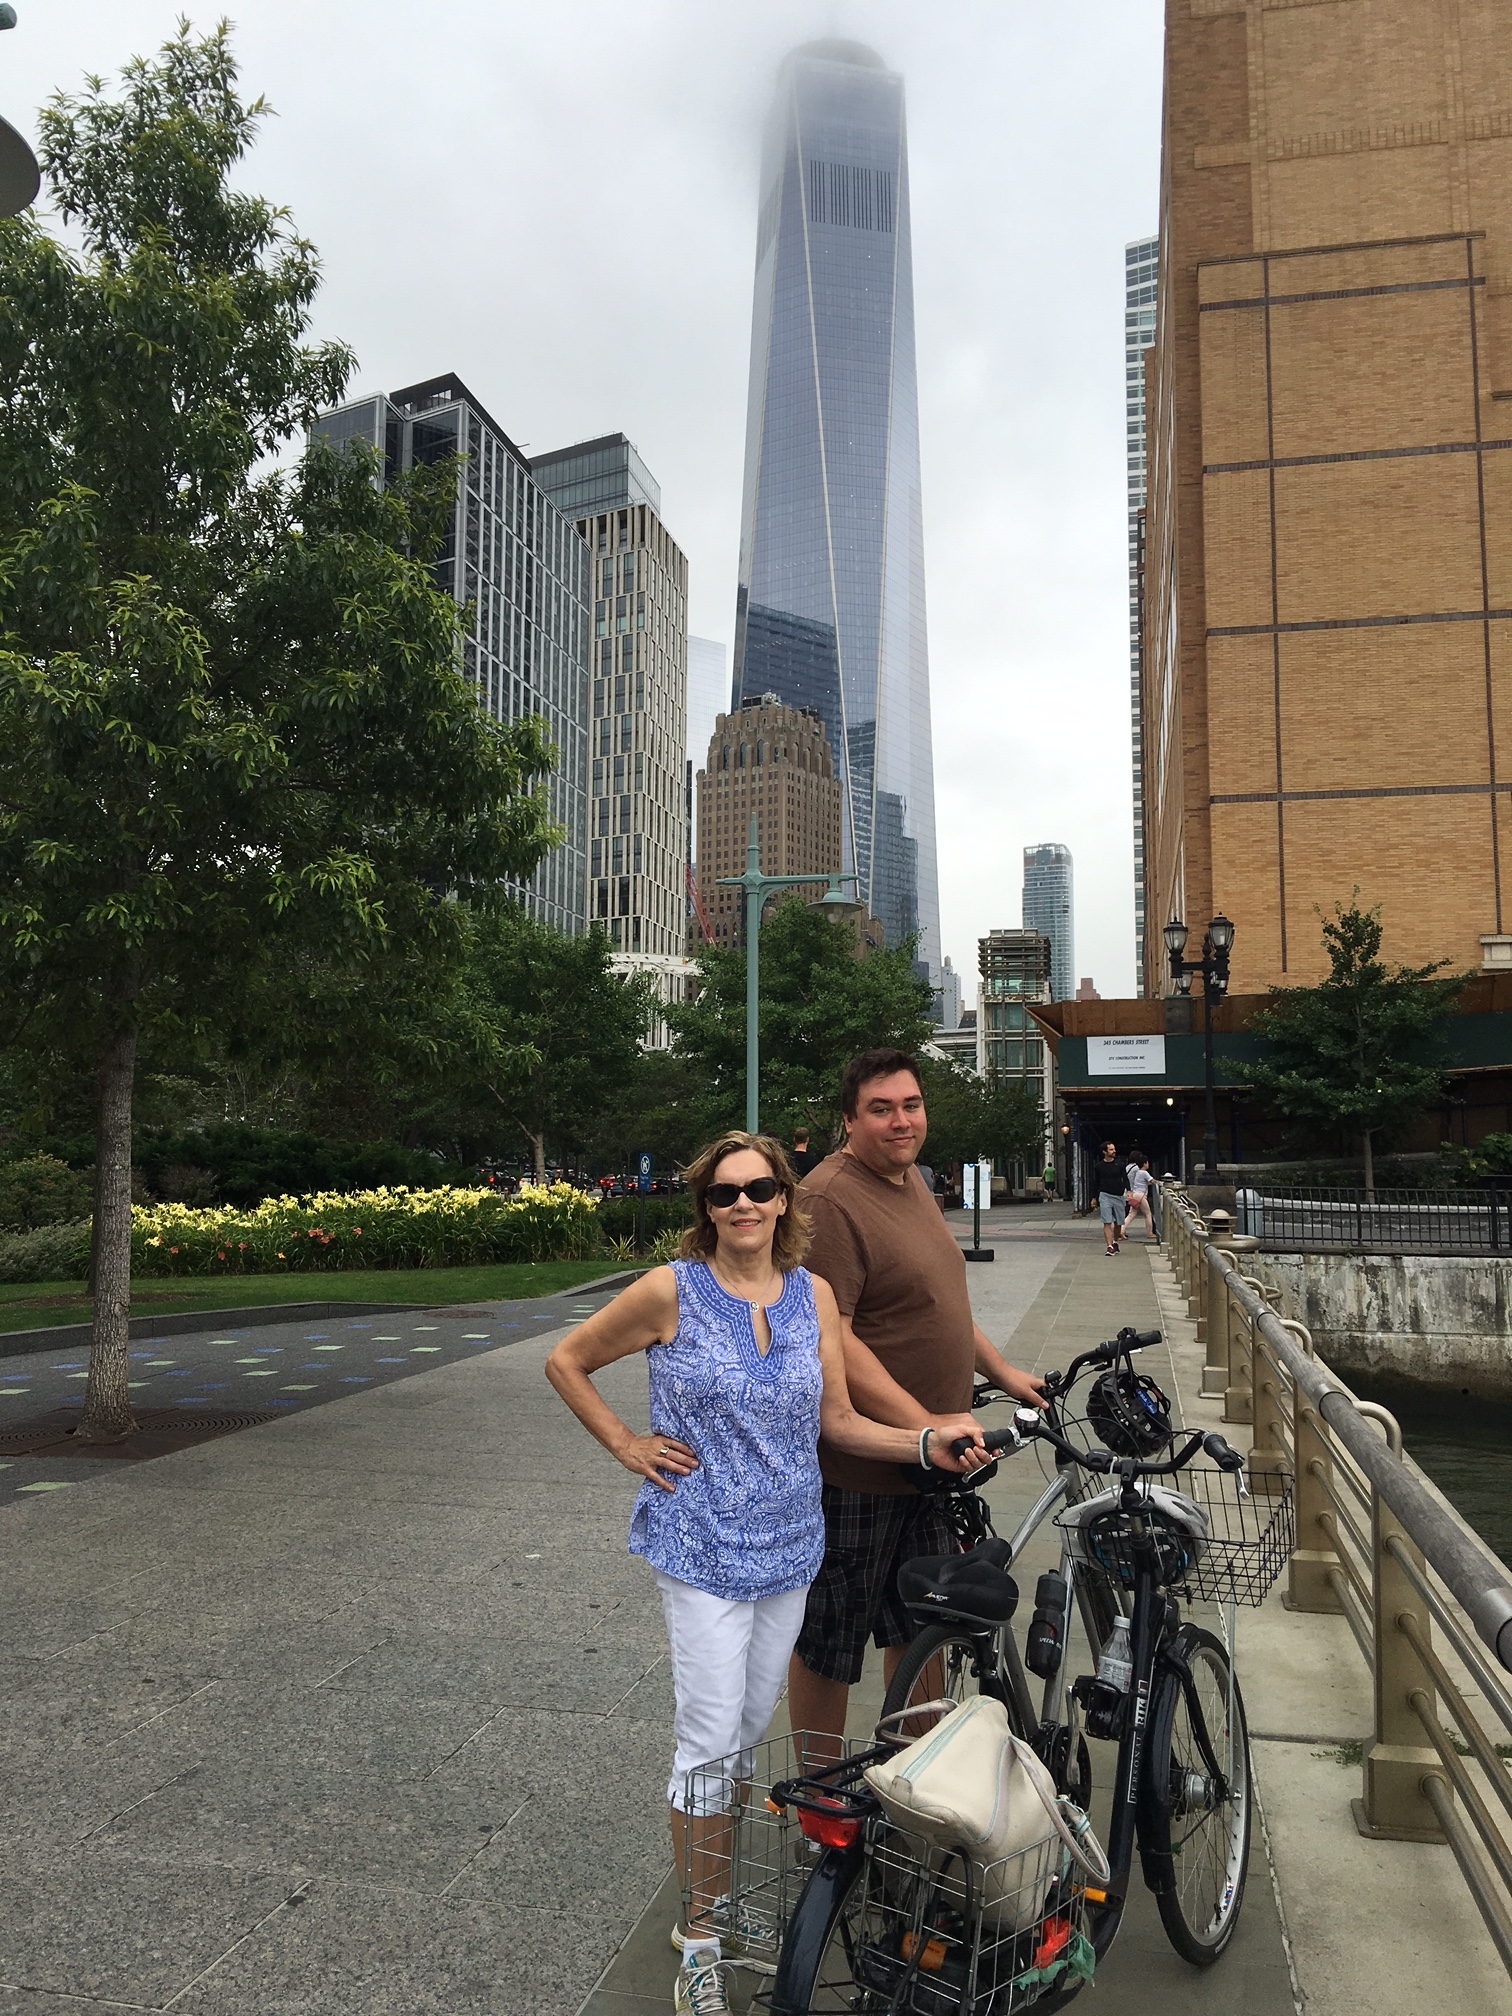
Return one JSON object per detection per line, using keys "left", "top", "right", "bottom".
{"left": 1058, "top": 1463, "right": 1295, "bottom": 1608}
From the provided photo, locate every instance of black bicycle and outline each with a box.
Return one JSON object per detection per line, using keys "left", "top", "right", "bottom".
{"left": 767, "top": 1331, "right": 1292, "bottom": 2011}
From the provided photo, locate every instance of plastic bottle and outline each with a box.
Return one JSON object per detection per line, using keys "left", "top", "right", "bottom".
{"left": 1096, "top": 1615, "right": 1133, "bottom": 1694}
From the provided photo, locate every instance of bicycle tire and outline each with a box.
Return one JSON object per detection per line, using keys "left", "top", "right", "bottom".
{"left": 878, "top": 1625, "right": 994, "bottom": 1742}
{"left": 1145, "top": 1625, "right": 1252, "bottom": 1965}
{"left": 769, "top": 1847, "right": 873, "bottom": 2014}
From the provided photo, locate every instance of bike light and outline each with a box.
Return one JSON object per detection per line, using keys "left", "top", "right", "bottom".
{"left": 796, "top": 1801, "right": 863, "bottom": 1850}
{"left": 901, "top": 1931, "right": 947, "bottom": 1972}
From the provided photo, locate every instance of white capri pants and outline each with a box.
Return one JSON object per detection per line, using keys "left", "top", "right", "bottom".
{"left": 654, "top": 1569, "right": 812, "bottom": 1813}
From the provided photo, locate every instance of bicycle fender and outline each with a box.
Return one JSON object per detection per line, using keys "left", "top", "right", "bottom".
{"left": 1136, "top": 1623, "right": 1219, "bottom": 1897}
{"left": 769, "top": 1842, "right": 866, "bottom": 2016}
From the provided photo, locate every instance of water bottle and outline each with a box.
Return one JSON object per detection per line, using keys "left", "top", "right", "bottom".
{"left": 1096, "top": 1615, "right": 1133, "bottom": 1695}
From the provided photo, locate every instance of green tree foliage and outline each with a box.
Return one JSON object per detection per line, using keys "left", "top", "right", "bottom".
{"left": 669, "top": 897, "right": 935, "bottom": 1140}
{"left": 446, "top": 907, "right": 650, "bottom": 1181}
{"left": 1240, "top": 900, "right": 1466, "bottom": 1193}
{"left": 919, "top": 1058, "right": 1045, "bottom": 1174}
{"left": 0, "top": 28, "right": 558, "bottom": 1436}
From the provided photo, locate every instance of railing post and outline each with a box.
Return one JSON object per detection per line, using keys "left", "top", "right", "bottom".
{"left": 1208, "top": 1213, "right": 1253, "bottom": 1425}
{"left": 1202, "top": 1238, "right": 1230, "bottom": 1400}
{"left": 1359, "top": 1413, "right": 1445, "bottom": 1843}
{"left": 1288, "top": 1383, "right": 1344, "bottom": 1613}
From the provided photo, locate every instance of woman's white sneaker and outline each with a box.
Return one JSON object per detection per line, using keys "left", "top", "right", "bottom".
{"left": 674, "top": 1946, "right": 732, "bottom": 2015}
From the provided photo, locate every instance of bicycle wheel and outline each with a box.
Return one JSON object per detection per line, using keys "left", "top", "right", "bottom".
{"left": 1146, "top": 1626, "right": 1251, "bottom": 1965}
{"left": 770, "top": 1850, "right": 880, "bottom": 2014}
{"left": 878, "top": 1625, "right": 989, "bottom": 1742}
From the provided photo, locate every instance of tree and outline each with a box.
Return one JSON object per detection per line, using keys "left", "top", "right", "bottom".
{"left": 1240, "top": 899, "right": 1466, "bottom": 1194}
{"left": 449, "top": 906, "right": 650, "bottom": 1181}
{"left": 919, "top": 1057, "right": 1044, "bottom": 1175}
{"left": 0, "top": 28, "right": 558, "bottom": 1438}
{"left": 669, "top": 897, "right": 935, "bottom": 1141}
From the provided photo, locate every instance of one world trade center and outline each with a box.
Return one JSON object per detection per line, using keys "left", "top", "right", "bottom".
{"left": 733, "top": 40, "right": 940, "bottom": 976}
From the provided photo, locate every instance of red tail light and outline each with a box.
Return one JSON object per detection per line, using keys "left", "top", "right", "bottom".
{"left": 796, "top": 1800, "right": 863, "bottom": 1850}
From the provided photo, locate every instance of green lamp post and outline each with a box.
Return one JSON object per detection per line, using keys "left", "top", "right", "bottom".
{"left": 719, "top": 815, "right": 858, "bottom": 1133}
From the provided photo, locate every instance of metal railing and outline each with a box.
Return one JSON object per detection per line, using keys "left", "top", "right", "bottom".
{"left": 1235, "top": 1183, "right": 1512, "bottom": 1255}
{"left": 1163, "top": 1185, "right": 1512, "bottom": 1975}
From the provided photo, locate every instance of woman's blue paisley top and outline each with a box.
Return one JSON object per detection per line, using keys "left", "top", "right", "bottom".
{"left": 628, "top": 1259, "right": 825, "bottom": 1602}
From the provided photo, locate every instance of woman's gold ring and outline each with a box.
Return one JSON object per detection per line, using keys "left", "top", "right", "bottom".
{"left": 658, "top": 1444, "right": 671, "bottom": 1456}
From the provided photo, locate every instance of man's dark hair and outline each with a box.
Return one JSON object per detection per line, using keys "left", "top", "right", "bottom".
{"left": 794, "top": 1127, "right": 809, "bottom": 1145}
{"left": 841, "top": 1048, "right": 924, "bottom": 1119}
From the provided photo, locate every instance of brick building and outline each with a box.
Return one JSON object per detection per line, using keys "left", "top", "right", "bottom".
{"left": 1142, "top": 1, "right": 1512, "bottom": 995}
{"left": 695, "top": 698, "right": 843, "bottom": 947}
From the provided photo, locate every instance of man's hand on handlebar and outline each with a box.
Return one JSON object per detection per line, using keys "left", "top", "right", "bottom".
{"left": 999, "top": 1365, "right": 1049, "bottom": 1411}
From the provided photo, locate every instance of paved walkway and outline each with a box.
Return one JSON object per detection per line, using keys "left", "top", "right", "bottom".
{"left": 4, "top": 1213, "right": 1501, "bottom": 2013}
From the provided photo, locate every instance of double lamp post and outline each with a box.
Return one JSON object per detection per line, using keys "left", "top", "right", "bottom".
{"left": 720, "top": 815, "right": 859, "bottom": 1134}
{"left": 1163, "top": 910, "right": 1236, "bottom": 1181}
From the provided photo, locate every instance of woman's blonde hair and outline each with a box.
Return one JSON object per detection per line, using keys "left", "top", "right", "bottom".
{"left": 677, "top": 1131, "right": 810, "bottom": 1270}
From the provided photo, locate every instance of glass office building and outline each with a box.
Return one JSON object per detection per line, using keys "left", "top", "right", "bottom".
{"left": 1126, "top": 237, "right": 1158, "bottom": 993}
{"left": 311, "top": 375, "right": 591, "bottom": 937}
{"left": 1022, "top": 843, "right": 1074, "bottom": 1003}
{"left": 732, "top": 41, "right": 940, "bottom": 975}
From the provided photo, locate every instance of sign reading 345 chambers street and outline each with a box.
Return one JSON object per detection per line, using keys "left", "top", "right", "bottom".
{"left": 1086, "top": 1035, "right": 1167, "bottom": 1078}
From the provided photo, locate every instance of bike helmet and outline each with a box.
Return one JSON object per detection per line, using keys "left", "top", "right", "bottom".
{"left": 1060, "top": 1484, "right": 1209, "bottom": 1590}
{"left": 1086, "top": 1368, "right": 1174, "bottom": 1459}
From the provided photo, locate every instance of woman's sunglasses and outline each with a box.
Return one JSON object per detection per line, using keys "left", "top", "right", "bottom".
{"left": 704, "top": 1177, "right": 782, "bottom": 1209}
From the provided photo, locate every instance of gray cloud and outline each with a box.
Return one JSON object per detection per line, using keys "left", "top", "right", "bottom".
{"left": 8, "top": 1, "right": 1162, "bottom": 996}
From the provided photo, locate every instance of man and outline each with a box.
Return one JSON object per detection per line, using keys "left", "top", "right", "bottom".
{"left": 790, "top": 1126, "right": 822, "bottom": 1179}
{"left": 1093, "top": 1139, "right": 1128, "bottom": 1255}
{"left": 790, "top": 1048, "right": 1046, "bottom": 1753}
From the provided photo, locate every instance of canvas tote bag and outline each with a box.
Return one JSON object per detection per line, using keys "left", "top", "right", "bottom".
{"left": 864, "top": 1696, "right": 1108, "bottom": 1932}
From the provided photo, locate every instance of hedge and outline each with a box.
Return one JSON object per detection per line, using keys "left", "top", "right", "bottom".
{"left": 132, "top": 1182, "right": 599, "bottom": 1275}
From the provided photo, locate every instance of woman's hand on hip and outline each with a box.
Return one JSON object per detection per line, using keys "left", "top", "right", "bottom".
{"left": 616, "top": 1432, "right": 699, "bottom": 1492}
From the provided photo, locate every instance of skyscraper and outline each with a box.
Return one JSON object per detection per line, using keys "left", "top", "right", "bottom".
{"left": 311, "top": 375, "right": 590, "bottom": 936}
{"left": 1126, "top": 236, "right": 1157, "bottom": 995}
{"left": 1021, "top": 843, "right": 1074, "bottom": 1004}
{"left": 732, "top": 40, "right": 939, "bottom": 975}
{"left": 695, "top": 699, "right": 842, "bottom": 949}
{"left": 685, "top": 637, "right": 728, "bottom": 871}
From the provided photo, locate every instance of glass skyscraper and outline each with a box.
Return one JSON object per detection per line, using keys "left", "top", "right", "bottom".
{"left": 732, "top": 40, "right": 940, "bottom": 975}
{"left": 1021, "top": 843, "right": 1074, "bottom": 1004}
{"left": 1126, "top": 237, "right": 1158, "bottom": 994}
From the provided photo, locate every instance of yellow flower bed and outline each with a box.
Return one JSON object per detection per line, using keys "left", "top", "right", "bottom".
{"left": 132, "top": 1182, "right": 598, "bottom": 1275}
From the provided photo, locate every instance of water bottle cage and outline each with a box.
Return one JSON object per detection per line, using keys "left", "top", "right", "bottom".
{"left": 1071, "top": 1671, "right": 1128, "bottom": 1743}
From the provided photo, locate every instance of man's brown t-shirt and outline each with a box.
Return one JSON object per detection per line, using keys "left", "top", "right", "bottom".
{"left": 800, "top": 1151, "right": 976, "bottom": 1495}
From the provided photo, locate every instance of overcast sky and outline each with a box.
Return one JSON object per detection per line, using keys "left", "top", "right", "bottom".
{"left": 6, "top": 1, "right": 1165, "bottom": 998}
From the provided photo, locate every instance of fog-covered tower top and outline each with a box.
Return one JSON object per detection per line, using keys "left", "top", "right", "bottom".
{"left": 733, "top": 40, "right": 939, "bottom": 976}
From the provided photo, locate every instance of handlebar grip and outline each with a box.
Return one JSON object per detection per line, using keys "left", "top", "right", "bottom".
{"left": 1134, "top": 1329, "right": 1162, "bottom": 1347}
{"left": 1203, "top": 1431, "right": 1245, "bottom": 1473}
{"left": 948, "top": 1425, "right": 1020, "bottom": 1458}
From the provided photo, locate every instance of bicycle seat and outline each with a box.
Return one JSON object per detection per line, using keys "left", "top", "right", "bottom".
{"left": 897, "top": 1536, "right": 1019, "bottom": 1625}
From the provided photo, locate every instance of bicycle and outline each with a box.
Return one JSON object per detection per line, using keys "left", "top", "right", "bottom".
{"left": 765, "top": 1329, "right": 1294, "bottom": 2012}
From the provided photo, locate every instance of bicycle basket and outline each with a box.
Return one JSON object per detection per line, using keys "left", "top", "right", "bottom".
{"left": 1057, "top": 1465, "right": 1294, "bottom": 1607}
{"left": 840, "top": 1821, "right": 1095, "bottom": 2015}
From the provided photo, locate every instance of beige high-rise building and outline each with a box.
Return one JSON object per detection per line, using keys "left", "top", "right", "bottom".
{"left": 1143, "top": 1, "right": 1512, "bottom": 995}
{"left": 531, "top": 438, "right": 693, "bottom": 1041}
{"left": 695, "top": 698, "right": 843, "bottom": 948}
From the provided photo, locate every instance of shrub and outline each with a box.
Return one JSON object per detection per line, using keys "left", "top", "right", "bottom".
{"left": 0, "top": 1156, "right": 94, "bottom": 1232}
{"left": 593, "top": 1195, "right": 693, "bottom": 1246}
{"left": 134, "top": 1125, "right": 462, "bottom": 1207}
{"left": 0, "top": 1219, "right": 91, "bottom": 1283}
{"left": 131, "top": 1181, "right": 599, "bottom": 1275}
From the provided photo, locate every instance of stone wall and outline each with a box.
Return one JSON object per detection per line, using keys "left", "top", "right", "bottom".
{"left": 1257, "top": 1251, "right": 1512, "bottom": 1400}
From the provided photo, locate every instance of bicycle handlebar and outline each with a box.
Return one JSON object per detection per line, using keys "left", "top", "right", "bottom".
{"left": 951, "top": 1414, "right": 1245, "bottom": 1480}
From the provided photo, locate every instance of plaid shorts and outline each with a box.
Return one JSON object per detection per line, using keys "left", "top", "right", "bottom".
{"left": 794, "top": 1486, "right": 961, "bottom": 1686}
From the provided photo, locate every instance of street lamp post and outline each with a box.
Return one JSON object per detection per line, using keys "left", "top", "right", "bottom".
{"left": 1163, "top": 911, "right": 1235, "bottom": 1181}
{"left": 718, "top": 815, "right": 859, "bottom": 1133}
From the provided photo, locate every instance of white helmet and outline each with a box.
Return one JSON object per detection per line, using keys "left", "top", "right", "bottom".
{"left": 1060, "top": 1484, "right": 1209, "bottom": 1589}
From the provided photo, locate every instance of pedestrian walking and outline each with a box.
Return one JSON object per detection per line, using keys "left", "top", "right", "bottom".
{"left": 545, "top": 1127, "right": 989, "bottom": 2015}
{"left": 1094, "top": 1139, "right": 1129, "bottom": 1254}
{"left": 789, "top": 1125, "right": 821, "bottom": 1179}
{"left": 787, "top": 1048, "right": 1047, "bottom": 1763}
{"left": 1124, "top": 1151, "right": 1156, "bottom": 1240}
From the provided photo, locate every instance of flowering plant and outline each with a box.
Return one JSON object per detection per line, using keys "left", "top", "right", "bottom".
{"left": 130, "top": 1182, "right": 598, "bottom": 1276}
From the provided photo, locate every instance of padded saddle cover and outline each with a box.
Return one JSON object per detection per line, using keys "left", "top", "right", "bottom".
{"left": 897, "top": 1536, "right": 1019, "bottom": 1625}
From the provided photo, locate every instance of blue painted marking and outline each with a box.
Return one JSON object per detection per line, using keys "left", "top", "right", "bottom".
{"left": 339, "top": 1376, "right": 372, "bottom": 1384}
{"left": 304, "top": 1334, "right": 329, "bottom": 1341}
{"left": 266, "top": 1397, "right": 299, "bottom": 1407}
{"left": 298, "top": 1364, "right": 326, "bottom": 1371}
{"left": 375, "top": 1356, "right": 406, "bottom": 1363}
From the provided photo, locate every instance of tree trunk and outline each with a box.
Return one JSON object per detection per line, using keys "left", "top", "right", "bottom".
{"left": 77, "top": 1023, "right": 138, "bottom": 1442}
{"left": 531, "top": 1130, "right": 546, "bottom": 1185}
{"left": 1362, "top": 1127, "right": 1376, "bottom": 1203}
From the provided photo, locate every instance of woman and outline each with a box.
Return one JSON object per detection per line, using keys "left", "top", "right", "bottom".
{"left": 1124, "top": 1151, "right": 1155, "bottom": 1240}
{"left": 546, "top": 1129, "right": 989, "bottom": 2015}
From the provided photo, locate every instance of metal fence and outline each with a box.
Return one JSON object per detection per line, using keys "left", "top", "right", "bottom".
{"left": 1235, "top": 1184, "right": 1512, "bottom": 1255}
{"left": 1164, "top": 1186, "right": 1512, "bottom": 1977}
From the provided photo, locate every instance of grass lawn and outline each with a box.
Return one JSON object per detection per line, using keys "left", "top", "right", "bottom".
{"left": 0, "top": 1260, "right": 628, "bottom": 1334}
